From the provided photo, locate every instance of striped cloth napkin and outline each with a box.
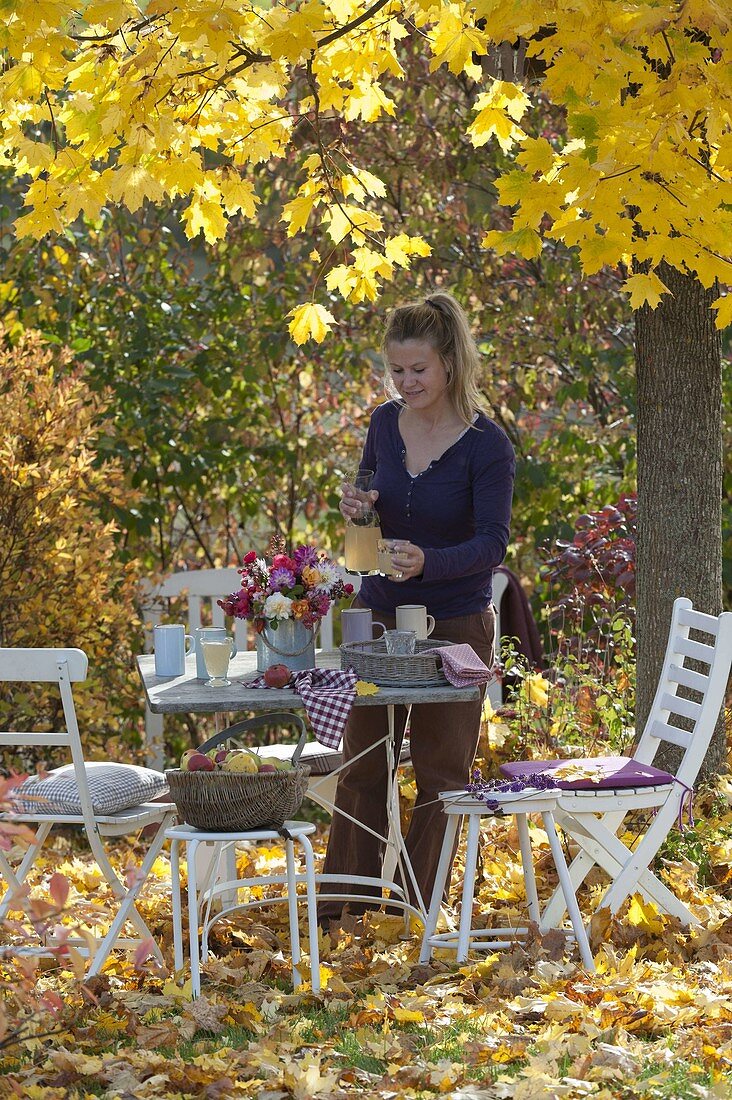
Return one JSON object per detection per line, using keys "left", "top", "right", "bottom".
{"left": 423, "top": 643, "right": 497, "bottom": 688}
{"left": 248, "top": 668, "right": 357, "bottom": 750}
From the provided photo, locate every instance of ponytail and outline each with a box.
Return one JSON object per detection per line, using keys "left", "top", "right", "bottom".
{"left": 381, "top": 292, "right": 489, "bottom": 426}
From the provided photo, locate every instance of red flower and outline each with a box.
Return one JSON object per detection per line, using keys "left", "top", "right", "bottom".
{"left": 272, "top": 553, "right": 296, "bottom": 572}
{"left": 243, "top": 550, "right": 257, "bottom": 564}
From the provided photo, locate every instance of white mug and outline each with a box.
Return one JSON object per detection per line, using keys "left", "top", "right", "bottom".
{"left": 153, "top": 624, "right": 194, "bottom": 677}
{"left": 396, "top": 604, "right": 435, "bottom": 641}
{"left": 341, "top": 608, "right": 386, "bottom": 645}
{"left": 194, "top": 626, "right": 237, "bottom": 679}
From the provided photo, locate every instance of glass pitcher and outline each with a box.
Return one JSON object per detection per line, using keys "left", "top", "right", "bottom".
{"left": 344, "top": 468, "right": 382, "bottom": 576}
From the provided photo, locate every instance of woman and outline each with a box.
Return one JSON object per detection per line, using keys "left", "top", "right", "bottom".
{"left": 319, "top": 292, "right": 515, "bottom": 925}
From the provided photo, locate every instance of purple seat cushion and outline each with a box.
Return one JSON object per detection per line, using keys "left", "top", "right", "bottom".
{"left": 499, "top": 755, "right": 675, "bottom": 790}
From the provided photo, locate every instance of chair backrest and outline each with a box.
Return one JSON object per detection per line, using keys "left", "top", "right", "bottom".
{"left": 141, "top": 568, "right": 249, "bottom": 651}
{"left": 198, "top": 712, "right": 309, "bottom": 763}
{"left": 491, "top": 569, "right": 509, "bottom": 648}
{"left": 0, "top": 648, "right": 99, "bottom": 820}
{"left": 635, "top": 598, "right": 732, "bottom": 785}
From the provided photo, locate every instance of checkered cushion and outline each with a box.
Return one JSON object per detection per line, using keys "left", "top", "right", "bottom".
{"left": 14, "top": 761, "right": 169, "bottom": 815}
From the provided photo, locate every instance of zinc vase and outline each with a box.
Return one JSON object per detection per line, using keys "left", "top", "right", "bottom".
{"left": 255, "top": 619, "right": 316, "bottom": 673}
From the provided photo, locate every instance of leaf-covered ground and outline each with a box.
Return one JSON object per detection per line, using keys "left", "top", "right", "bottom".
{"left": 4, "top": 793, "right": 732, "bottom": 1100}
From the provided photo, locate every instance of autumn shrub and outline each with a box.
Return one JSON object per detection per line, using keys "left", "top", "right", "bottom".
{"left": 0, "top": 327, "right": 144, "bottom": 763}
{"left": 539, "top": 493, "right": 636, "bottom": 662}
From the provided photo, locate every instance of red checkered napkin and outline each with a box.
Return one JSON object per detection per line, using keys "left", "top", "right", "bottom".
{"left": 423, "top": 643, "right": 498, "bottom": 688}
{"left": 249, "top": 668, "right": 357, "bottom": 749}
{"left": 291, "top": 668, "right": 358, "bottom": 749}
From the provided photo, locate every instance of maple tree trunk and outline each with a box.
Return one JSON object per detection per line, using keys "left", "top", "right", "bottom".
{"left": 635, "top": 261, "right": 724, "bottom": 779}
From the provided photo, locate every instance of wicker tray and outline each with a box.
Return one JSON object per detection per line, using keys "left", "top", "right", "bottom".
{"left": 165, "top": 766, "right": 310, "bottom": 832}
{"left": 340, "top": 637, "right": 455, "bottom": 687}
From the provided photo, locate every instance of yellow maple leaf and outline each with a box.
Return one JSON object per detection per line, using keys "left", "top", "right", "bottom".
{"left": 517, "top": 136, "right": 556, "bottom": 176}
{"left": 282, "top": 188, "right": 322, "bottom": 236}
{"left": 482, "top": 225, "right": 542, "bottom": 260}
{"left": 287, "top": 302, "right": 337, "bottom": 344}
{"left": 623, "top": 270, "right": 671, "bottom": 310}
{"left": 182, "top": 190, "right": 228, "bottom": 244}
{"left": 429, "top": 9, "right": 488, "bottom": 76}
{"left": 711, "top": 293, "right": 732, "bottom": 331}
{"left": 384, "top": 233, "right": 432, "bottom": 268}
{"left": 355, "top": 680, "right": 379, "bottom": 696}
{"left": 626, "top": 894, "right": 665, "bottom": 934}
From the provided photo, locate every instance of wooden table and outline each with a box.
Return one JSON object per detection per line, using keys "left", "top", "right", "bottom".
{"left": 137, "top": 650, "right": 480, "bottom": 917}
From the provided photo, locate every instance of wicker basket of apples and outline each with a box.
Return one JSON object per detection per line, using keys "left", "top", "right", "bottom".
{"left": 166, "top": 744, "right": 310, "bottom": 832}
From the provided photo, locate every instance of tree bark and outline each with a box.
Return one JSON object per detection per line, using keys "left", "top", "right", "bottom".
{"left": 635, "top": 261, "right": 724, "bottom": 778}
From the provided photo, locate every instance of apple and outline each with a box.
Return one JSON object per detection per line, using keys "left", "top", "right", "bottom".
{"left": 206, "top": 747, "right": 229, "bottom": 766}
{"left": 222, "top": 750, "right": 258, "bottom": 775}
{"left": 181, "top": 750, "right": 215, "bottom": 772}
{"left": 257, "top": 763, "right": 278, "bottom": 773}
{"left": 263, "top": 664, "right": 292, "bottom": 689}
{"left": 257, "top": 756, "right": 291, "bottom": 772}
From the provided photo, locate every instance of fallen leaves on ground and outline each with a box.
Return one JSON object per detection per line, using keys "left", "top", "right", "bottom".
{"left": 2, "top": 805, "right": 732, "bottom": 1098}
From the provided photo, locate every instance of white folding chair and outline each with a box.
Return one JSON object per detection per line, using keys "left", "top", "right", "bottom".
{"left": 0, "top": 648, "right": 176, "bottom": 974}
{"left": 503, "top": 597, "right": 732, "bottom": 932}
{"left": 140, "top": 568, "right": 247, "bottom": 768}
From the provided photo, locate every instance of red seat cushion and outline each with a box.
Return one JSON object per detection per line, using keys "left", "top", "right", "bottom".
{"left": 499, "top": 755, "right": 674, "bottom": 790}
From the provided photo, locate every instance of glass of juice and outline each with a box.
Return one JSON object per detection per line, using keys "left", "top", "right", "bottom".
{"left": 202, "top": 637, "right": 234, "bottom": 687}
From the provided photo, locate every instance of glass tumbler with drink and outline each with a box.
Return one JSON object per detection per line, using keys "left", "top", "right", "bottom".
{"left": 202, "top": 636, "right": 235, "bottom": 688}
{"left": 344, "top": 468, "right": 382, "bottom": 577}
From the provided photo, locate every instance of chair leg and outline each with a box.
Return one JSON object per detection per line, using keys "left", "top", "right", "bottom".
{"left": 170, "top": 838, "right": 184, "bottom": 974}
{"left": 0, "top": 822, "right": 53, "bottom": 923}
{"left": 558, "top": 804, "right": 697, "bottom": 925}
{"left": 188, "top": 840, "right": 201, "bottom": 998}
{"left": 419, "top": 814, "right": 461, "bottom": 964}
{"left": 516, "top": 813, "right": 540, "bottom": 923}
{"left": 87, "top": 815, "right": 174, "bottom": 976}
{"left": 87, "top": 828, "right": 162, "bottom": 947}
{"left": 285, "top": 839, "right": 303, "bottom": 989}
{"left": 541, "top": 808, "right": 628, "bottom": 928}
{"left": 299, "top": 833, "right": 320, "bottom": 995}
{"left": 457, "top": 814, "right": 481, "bottom": 963}
{"left": 541, "top": 811, "right": 594, "bottom": 971}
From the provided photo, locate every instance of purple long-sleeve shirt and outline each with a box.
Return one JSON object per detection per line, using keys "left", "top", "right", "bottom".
{"left": 357, "top": 401, "right": 515, "bottom": 619}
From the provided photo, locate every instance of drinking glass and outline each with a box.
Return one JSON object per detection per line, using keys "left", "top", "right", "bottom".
{"left": 202, "top": 637, "right": 234, "bottom": 687}
{"left": 377, "top": 538, "right": 403, "bottom": 578}
{"left": 383, "top": 629, "right": 417, "bottom": 656}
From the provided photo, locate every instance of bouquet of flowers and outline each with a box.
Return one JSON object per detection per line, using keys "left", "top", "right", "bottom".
{"left": 218, "top": 537, "right": 354, "bottom": 633}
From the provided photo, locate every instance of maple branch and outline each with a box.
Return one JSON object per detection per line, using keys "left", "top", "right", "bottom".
{"left": 304, "top": 60, "right": 384, "bottom": 252}
{"left": 71, "top": 14, "right": 160, "bottom": 42}
{"left": 661, "top": 30, "right": 675, "bottom": 65}
{"left": 598, "top": 165, "right": 640, "bottom": 182}
{"left": 43, "top": 89, "right": 59, "bottom": 158}
{"left": 316, "top": 0, "right": 395, "bottom": 48}
{"left": 685, "top": 152, "right": 724, "bottom": 183}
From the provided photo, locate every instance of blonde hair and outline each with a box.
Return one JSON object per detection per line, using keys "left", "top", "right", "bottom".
{"left": 381, "top": 292, "right": 490, "bottom": 427}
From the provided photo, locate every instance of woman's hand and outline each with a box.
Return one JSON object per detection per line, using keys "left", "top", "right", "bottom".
{"left": 339, "top": 480, "right": 379, "bottom": 521}
{"left": 388, "top": 540, "right": 425, "bottom": 582}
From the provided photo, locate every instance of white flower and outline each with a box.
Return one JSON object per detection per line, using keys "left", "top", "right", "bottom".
{"left": 263, "top": 592, "right": 293, "bottom": 620}
{"left": 315, "top": 560, "right": 339, "bottom": 590}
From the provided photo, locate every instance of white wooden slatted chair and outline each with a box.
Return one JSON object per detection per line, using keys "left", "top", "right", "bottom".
{"left": 0, "top": 648, "right": 176, "bottom": 974}
{"left": 141, "top": 568, "right": 248, "bottom": 768}
{"left": 501, "top": 597, "right": 732, "bottom": 932}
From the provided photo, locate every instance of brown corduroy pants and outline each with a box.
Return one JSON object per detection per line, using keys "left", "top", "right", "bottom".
{"left": 318, "top": 602, "right": 495, "bottom": 922}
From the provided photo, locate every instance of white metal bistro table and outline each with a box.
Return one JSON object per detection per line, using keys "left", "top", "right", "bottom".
{"left": 137, "top": 649, "right": 480, "bottom": 919}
